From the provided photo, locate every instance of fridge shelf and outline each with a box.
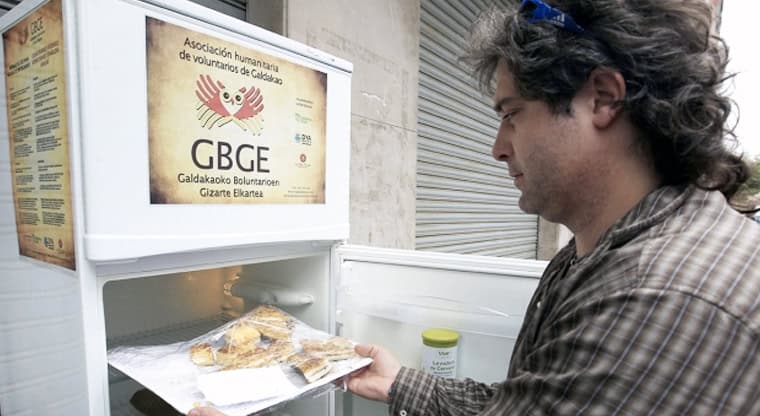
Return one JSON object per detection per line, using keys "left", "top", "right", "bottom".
{"left": 107, "top": 314, "right": 233, "bottom": 384}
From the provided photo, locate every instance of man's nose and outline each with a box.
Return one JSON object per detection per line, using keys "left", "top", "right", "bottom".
{"left": 491, "top": 127, "right": 512, "bottom": 161}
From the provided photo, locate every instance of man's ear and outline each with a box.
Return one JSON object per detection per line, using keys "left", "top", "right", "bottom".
{"left": 588, "top": 67, "right": 626, "bottom": 129}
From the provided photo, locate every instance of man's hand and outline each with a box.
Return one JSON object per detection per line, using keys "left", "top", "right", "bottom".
{"left": 347, "top": 344, "right": 401, "bottom": 403}
{"left": 188, "top": 407, "right": 226, "bottom": 416}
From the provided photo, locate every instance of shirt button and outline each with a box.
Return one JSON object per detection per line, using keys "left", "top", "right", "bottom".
{"left": 536, "top": 301, "right": 542, "bottom": 309}
{"left": 400, "top": 411, "right": 408, "bottom": 416}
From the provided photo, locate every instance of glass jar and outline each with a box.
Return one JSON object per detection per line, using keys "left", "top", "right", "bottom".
{"left": 421, "top": 328, "right": 459, "bottom": 378}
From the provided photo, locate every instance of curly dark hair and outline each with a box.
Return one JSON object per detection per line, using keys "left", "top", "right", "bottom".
{"left": 464, "top": 0, "right": 750, "bottom": 201}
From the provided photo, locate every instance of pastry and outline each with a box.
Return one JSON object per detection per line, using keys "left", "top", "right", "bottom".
{"left": 249, "top": 305, "right": 294, "bottom": 328}
{"left": 221, "top": 340, "right": 295, "bottom": 371}
{"left": 251, "top": 322, "right": 292, "bottom": 341}
{"left": 224, "top": 322, "right": 261, "bottom": 348}
{"left": 215, "top": 344, "right": 240, "bottom": 367}
{"left": 287, "top": 352, "right": 313, "bottom": 366}
{"left": 301, "top": 337, "right": 356, "bottom": 361}
{"left": 221, "top": 346, "right": 272, "bottom": 371}
{"left": 265, "top": 340, "right": 296, "bottom": 364}
{"left": 293, "top": 356, "right": 332, "bottom": 383}
{"left": 251, "top": 305, "right": 293, "bottom": 323}
{"left": 246, "top": 305, "right": 294, "bottom": 341}
{"left": 189, "top": 343, "right": 214, "bottom": 366}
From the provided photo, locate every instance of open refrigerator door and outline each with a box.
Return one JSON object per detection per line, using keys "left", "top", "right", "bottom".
{"left": 334, "top": 245, "right": 546, "bottom": 416}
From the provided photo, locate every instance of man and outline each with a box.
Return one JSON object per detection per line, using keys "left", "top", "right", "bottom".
{"left": 190, "top": 0, "right": 759, "bottom": 415}
{"left": 346, "top": 0, "right": 759, "bottom": 415}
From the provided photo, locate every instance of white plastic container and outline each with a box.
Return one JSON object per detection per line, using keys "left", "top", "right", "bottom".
{"left": 421, "top": 328, "right": 459, "bottom": 378}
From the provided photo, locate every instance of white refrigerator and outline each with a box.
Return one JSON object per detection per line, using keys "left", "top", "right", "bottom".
{"left": 0, "top": 0, "right": 546, "bottom": 415}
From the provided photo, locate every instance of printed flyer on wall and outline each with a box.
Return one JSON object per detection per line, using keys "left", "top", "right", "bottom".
{"left": 146, "top": 17, "right": 328, "bottom": 205}
{"left": 3, "top": 0, "right": 76, "bottom": 270}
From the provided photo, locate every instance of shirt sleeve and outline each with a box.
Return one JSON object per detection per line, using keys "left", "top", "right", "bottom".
{"left": 388, "top": 367, "right": 499, "bottom": 416}
{"left": 477, "top": 289, "right": 758, "bottom": 415}
{"left": 388, "top": 289, "right": 758, "bottom": 415}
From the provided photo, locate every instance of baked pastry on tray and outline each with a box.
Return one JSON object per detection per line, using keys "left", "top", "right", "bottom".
{"left": 293, "top": 356, "right": 332, "bottom": 383}
{"left": 189, "top": 343, "right": 214, "bottom": 366}
{"left": 224, "top": 323, "right": 261, "bottom": 347}
{"left": 186, "top": 306, "right": 355, "bottom": 385}
{"left": 300, "top": 337, "right": 356, "bottom": 361}
{"left": 247, "top": 305, "right": 294, "bottom": 341}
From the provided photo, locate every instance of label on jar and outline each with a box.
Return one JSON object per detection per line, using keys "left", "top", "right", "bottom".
{"left": 421, "top": 345, "right": 457, "bottom": 378}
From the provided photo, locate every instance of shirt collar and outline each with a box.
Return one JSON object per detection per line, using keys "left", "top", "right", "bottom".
{"left": 559, "top": 185, "right": 694, "bottom": 264}
{"left": 606, "top": 185, "right": 692, "bottom": 248}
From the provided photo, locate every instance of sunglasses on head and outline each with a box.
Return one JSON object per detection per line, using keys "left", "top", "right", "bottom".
{"left": 520, "top": 0, "right": 585, "bottom": 34}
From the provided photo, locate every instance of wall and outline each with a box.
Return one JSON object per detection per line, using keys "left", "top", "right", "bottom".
{"left": 537, "top": 219, "right": 572, "bottom": 260}
{"left": 285, "top": 0, "right": 420, "bottom": 249}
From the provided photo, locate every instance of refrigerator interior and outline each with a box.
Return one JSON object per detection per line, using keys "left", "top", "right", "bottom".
{"left": 102, "top": 251, "right": 335, "bottom": 416}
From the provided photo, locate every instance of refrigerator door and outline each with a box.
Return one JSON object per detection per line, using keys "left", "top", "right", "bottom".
{"left": 333, "top": 244, "right": 546, "bottom": 416}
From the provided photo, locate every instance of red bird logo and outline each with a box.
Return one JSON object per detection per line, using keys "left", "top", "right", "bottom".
{"left": 195, "top": 74, "right": 264, "bottom": 134}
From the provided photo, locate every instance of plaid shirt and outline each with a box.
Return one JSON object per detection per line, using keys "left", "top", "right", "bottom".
{"left": 389, "top": 186, "right": 760, "bottom": 415}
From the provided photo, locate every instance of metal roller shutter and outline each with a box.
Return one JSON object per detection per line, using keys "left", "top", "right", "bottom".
{"left": 0, "top": 0, "right": 20, "bottom": 16}
{"left": 0, "top": 0, "right": 245, "bottom": 19}
{"left": 189, "top": 0, "right": 246, "bottom": 20}
{"left": 416, "top": 0, "right": 539, "bottom": 258}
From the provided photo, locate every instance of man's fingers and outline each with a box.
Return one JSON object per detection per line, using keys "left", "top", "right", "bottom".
{"left": 349, "top": 367, "right": 367, "bottom": 379}
{"left": 188, "top": 407, "right": 225, "bottom": 416}
{"left": 354, "top": 343, "right": 379, "bottom": 358}
{"left": 347, "top": 373, "right": 365, "bottom": 392}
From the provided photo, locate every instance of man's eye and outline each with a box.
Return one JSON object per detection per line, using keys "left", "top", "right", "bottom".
{"left": 502, "top": 110, "right": 518, "bottom": 121}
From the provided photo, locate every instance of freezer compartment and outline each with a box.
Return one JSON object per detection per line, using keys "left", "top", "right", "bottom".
{"left": 102, "top": 252, "right": 334, "bottom": 416}
{"left": 73, "top": 0, "right": 352, "bottom": 262}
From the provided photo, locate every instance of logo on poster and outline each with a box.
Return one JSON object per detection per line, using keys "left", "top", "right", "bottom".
{"left": 296, "top": 153, "right": 311, "bottom": 168}
{"left": 294, "top": 133, "right": 312, "bottom": 146}
{"left": 195, "top": 74, "right": 264, "bottom": 135}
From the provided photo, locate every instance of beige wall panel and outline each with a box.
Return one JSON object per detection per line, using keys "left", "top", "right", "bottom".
{"left": 349, "top": 116, "right": 416, "bottom": 248}
{"left": 286, "top": 0, "right": 421, "bottom": 248}
{"left": 288, "top": 0, "right": 419, "bottom": 130}
{"left": 537, "top": 218, "right": 573, "bottom": 260}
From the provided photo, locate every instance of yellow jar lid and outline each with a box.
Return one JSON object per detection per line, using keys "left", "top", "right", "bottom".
{"left": 422, "top": 328, "right": 459, "bottom": 348}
